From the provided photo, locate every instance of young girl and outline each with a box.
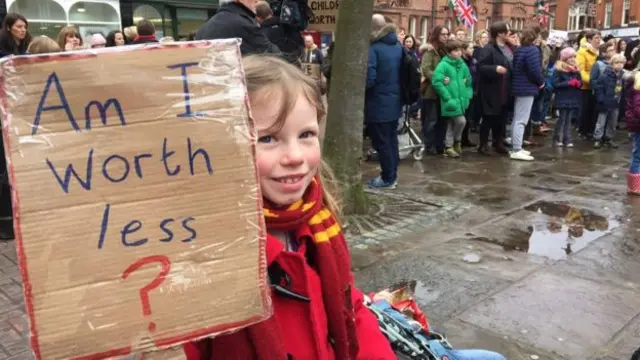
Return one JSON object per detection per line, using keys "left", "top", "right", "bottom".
{"left": 552, "top": 47, "right": 582, "bottom": 147}
{"left": 183, "top": 55, "right": 396, "bottom": 359}
{"left": 625, "top": 61, "right": 640, "bottom": 195}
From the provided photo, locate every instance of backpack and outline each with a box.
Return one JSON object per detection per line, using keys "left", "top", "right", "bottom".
{"left": 268, "top": 0, "right": 311, "bottom": 30}
{"left": 400, "top": 48, "right": 421, "bottom": 105}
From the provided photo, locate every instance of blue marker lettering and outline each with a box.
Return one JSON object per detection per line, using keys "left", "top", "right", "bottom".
{"left": 133, "top": 153, "right": 152, "bottom": 179}
{"left": 167, "top": 62, "right": 199, "bottom": 118}
{"left": 161, "top": 137, "right": 180, "bottom": 176}
{"left": 182, "top": 217, "right": 197, "bottom": 242}
{"left": 121, "top": 220, "right": 148, "bottom": 247}
{"left": 187, "top": 137, "right": 213, "bottom": 176}
{"left": 85, "top": 99, "right": 126, "bottom": 130}
{"left": 33, "top": 72, "right": 79, "bottom": 135}
{"left": 97, "top": 203, "right": 110, "bottom": 249}
{"left": 159, "top": 218, "right": 175, "bottom": 242}
{"left": 46, "top": 149, "right": 93, "bottom": 193}
{"left": 102, "top": 154, "right": 130, "bottom": 183}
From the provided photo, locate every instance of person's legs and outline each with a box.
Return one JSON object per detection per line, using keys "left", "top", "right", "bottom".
{"left": 579, "top": 90, "right": 590, "bottom": 135}
{"left": 491, "top": 111, "right": 507, "bottom": 153}
{"left": 445, "top": 117, "right": 455, "bottom": 149}
{"left": 628, "top": 133, "right": 640, "bottom": 194}
{"left": 511, "top": 96, "right": 534, "bottom": 152}
{"left": 593, "top": 111, "right": 608, "bottom": 143}
{"left": 553, "top": 108, "right": 567, "bottom": 144}
{"left": 448, "top": 349, "right": 506, "bottom": 360}
{"left": 421, "top": 99, "right": 438, "bottom": 152}
{"left": 604, "top": 108, "right": 619, "bottom": 144}
{"left": 389, "top": 119, "right": 400, "bottom": 182}
{"left": 563, "top": 108, "right": 575, "bottom": 145}
{"left": 434, "top": 100, "right": 447, "bottom": 153}
{"left": 367, "top": 121, "right": 395, "bottom": 183}
{"left": 453, "top": 115, "right": 466, "bottom": 142}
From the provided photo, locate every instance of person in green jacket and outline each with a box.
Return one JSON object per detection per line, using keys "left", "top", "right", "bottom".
{"left": 432, "top": 39, "right": 473, "bottom": 158}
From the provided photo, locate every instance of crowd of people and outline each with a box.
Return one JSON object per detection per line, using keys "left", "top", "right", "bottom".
{"left": 360, "top": 16, "right": 640, "bottom": 194}
{"left": 0, "top": 0, "right": 639, "bottom": 358}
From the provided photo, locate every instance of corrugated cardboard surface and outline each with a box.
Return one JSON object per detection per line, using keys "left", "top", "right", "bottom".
{"left": 0, "top": 40, "right": 270, "bottom": 359}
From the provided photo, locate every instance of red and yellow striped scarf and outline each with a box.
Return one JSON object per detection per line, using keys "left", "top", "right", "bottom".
{"left": 254, "top": 177, "right": 358, "bottom": 360}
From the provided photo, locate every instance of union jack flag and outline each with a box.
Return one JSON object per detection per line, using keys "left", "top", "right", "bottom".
{"left": 450, "top": 0, "right": 477, "bottom": 28}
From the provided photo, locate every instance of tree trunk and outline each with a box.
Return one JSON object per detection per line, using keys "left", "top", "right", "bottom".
{"left": 323, "top": 0, "right": 374, "bottom": 215}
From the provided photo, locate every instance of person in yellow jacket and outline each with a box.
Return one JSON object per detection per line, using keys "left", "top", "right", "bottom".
{"left": 576, "top": 29, "right": 602, "bottom": 138}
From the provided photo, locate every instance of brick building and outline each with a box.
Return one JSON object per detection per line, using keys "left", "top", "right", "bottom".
{"left": 372, "top": 0, "right": 538, "bottom": 43}
{"left": 552, "top": 0, "right": 639, "bottom": 38}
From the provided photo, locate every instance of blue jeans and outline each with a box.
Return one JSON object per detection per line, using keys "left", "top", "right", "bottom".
{"left": 631, "top": 133, "right": 640, "bottom": 173}
{"left": 449, "top": 349, "right": 507, "bottom": 360}
{"left": 367, "top": 120, "right": 399, "bottom": 183}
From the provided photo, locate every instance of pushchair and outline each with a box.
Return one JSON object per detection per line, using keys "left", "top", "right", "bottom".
{"left": 365, "top": 105, "right": 424, "bottom": 162}
{"left": 365, "top": 280, "right": 460, "bottom": 360}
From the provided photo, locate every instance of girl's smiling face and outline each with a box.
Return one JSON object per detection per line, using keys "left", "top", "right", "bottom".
{"left": 252, "top": 92, "right": 321, "bottom": 206}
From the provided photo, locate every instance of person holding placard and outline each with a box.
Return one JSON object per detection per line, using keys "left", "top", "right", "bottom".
{"left": 184, "top": 55, "right": 396, "bottom": 360}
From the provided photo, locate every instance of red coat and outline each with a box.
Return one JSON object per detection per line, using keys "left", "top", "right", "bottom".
{"left": 626, "top": 73, "right": 640, "bottom": 133}
{"left": 183, "top": 227, "right": 395, "bottom": 360}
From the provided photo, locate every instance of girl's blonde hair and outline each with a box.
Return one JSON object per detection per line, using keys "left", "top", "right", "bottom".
{"left": 57, "top": 25, "right": 83, "bottom": 50}
{"left": 611, "top": 53, "right": 626, "bottom": 64}
{"left": 475, "top": 30, "right": 488, "bottom": 46}
{"left": 242, "top": 55, "right": 341, "bottom": 217}
{"left": 27, "top": 35, "right": 61, "bottom": 54}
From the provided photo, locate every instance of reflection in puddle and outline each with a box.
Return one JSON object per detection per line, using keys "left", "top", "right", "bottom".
{"left": 471, "top": 201, "right": 620, "bottom": 260}
{"left": 525, "top": 201, "right": 619, "bottom": 260}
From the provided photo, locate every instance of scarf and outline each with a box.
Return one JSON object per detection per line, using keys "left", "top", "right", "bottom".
{"left": 246, "top": 177, "right": 358, "bottom": 360}
{"left": 134, "top": 34, "right": 157, "bottom": 42}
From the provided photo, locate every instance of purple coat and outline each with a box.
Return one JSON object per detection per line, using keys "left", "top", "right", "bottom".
{"left": 625, "top": 73, "right": 640, "bottom": 133}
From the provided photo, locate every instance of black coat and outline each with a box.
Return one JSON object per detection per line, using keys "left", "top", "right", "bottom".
{"left": 195, "top": 2, "right": 281, "bottom": 56}
{"left": 476, "top": 42, "right": 513, "bottom": 116}
{"left": 260, "top": 16, "right": 303, "bottom": 64}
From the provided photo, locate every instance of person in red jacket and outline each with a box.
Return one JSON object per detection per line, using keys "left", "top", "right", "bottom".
{"left": 625, "top": 64, "right": 640, "bottom": 195}
{"left": 183, "top": 55, "right": 396, "bottom": 360}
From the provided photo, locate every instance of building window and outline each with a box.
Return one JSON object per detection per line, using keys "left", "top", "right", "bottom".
{"left": 133, "top": 4, "right": 164, "bottom": 37}
{"left": 568, "top": 3, "right": 587, "bottom": 31}
{"left": 9, "top": 0, "right": 66, "bottom": 38}
{"left": 445, "top": 18, "right": 453, "bottom": 30}
{"left": 622, "top": 0, "right": 630, "bottom": 26}
{"left": 409, "top": 16, "right": 417, "bottom": 36}
{"left": 420, "top": 17, "right": 428, "bottom": 43}
{"left": 486, "top": 17, "right": 491, "bottom": 29}
{"left": 604, "top": 1, "right": 612, "bottom": 28}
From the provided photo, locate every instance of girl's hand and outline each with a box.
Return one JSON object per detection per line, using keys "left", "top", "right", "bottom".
{"left": 64, "top": 41, "right": 74, "bottom": 51}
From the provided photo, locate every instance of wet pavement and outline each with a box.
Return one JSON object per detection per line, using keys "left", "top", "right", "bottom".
{"left": 1, "top": 131, "right": 639, "bottom": 359}
{"left": 353, "top": 133, "right": 640, "bottom": 359}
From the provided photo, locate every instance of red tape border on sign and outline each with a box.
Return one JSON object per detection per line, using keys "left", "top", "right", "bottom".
{"left": 0, "top": 40, "right": 270, "bottom": 360}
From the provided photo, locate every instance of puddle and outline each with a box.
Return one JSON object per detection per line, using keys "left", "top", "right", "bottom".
{"left": 473, "top": 201, "right": 620, "bottom": 260}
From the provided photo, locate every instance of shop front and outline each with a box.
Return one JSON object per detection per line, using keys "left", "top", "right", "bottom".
{"left": 8, "top": 0, "right": 121, "bottom": 41}
{"left": 120, "top": 0, "right": 217, "bottom": 40}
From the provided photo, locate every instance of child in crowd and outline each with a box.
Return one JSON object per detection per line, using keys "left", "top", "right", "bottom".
{"left": 183, "top": 55, "right": 396, "bottom": 359}
{"left": 461, "top": 41, "right": 478, "bottom": 147}
{"left": 593, "top": 53, "right": 626, "bottom": 148}
{"left": 625, "top": 62, "right": 640, "bottom": 195}
{"left": 432, "top": 39, "right": 473, "bottom": 158}
{"left": 552, "top": 47, "right": 582, "bottom": 147}
{"left": 26, "top": 35, "right": 61, "bottom": 54}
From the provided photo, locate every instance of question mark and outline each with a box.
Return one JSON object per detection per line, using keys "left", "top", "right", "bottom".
{"left": 122, "top": 255, "right": 171, "bottom": 332}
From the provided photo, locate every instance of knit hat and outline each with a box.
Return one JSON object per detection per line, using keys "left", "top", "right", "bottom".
{"left": 90, "top": 34, "right": 106, "bottom": 48}
{"left": 560, "top": 47, "right": 577, "bottom": 61}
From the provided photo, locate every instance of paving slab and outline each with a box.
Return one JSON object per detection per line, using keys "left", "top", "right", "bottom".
{"left": 459, "top": 270, "right": 640, "bottom": 359}
{"left": 355, "top": 253, "right": 509, "bottom": 322}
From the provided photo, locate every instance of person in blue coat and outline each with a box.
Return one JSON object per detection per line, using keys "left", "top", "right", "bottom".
{"left": 510, "top": 27, "right": 545, "bottom": 161}
{"left": 365, "top": 14, "right": 403, "bottom": 189}
{"left": 552, "top": 47, "right": 582, "bottom": 147}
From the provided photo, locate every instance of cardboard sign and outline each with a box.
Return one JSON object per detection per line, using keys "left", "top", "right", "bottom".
{"left": 0, "top": 40, "right": 270, "bottom": 359}
{"left": 301, "top": 63, "right": 322, "bottom": 79}
{"left": 308, "top": 0, "right": 340, "bottom": 32}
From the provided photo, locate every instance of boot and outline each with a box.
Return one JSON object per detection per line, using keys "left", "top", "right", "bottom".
{"left": 628, "top": 173, "right": 640, "bottom": 196}
{"left": 478, "top": 143, "right": 491, "bottom": 156}
{"left": 494, "top": 144, "right": 509, "bottom": 155}
{"left": 454, "top": 141, "right": 463, "bottom": 154}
